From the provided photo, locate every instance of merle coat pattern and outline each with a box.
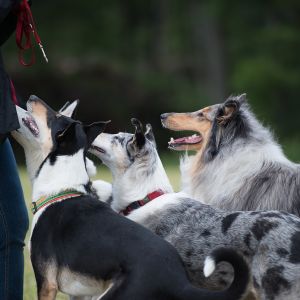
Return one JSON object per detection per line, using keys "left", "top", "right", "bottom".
{"left": 90, "top": 119, "right": 300, "bottom": 300}
{"left": 142, "top": 201, "right": 300, "bottom": 300}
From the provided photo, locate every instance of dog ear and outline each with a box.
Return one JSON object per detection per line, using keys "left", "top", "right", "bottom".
{"left": 131, "top": 118, "right": 146, "bottom": 149}
{"left": 236, "top": 93, "right": 247, "bottom": 104}
{"left": 217, "top": 94, "right": 246, "bottom": 125}
{"left": 145, "top": 124, "right": 156, "bottom": 146}
{"left": 59, "top": 99, "right": 80, "bottom": 118}
{"left": 84, "top": 121, "right": 110, "bottom": 148}
{"left": 55, "top": 122, "right": 78, "bottom": 146}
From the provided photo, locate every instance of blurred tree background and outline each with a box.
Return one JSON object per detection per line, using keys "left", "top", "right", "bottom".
{"left": 3, "top": 0, "right": 300, "bottom": 162}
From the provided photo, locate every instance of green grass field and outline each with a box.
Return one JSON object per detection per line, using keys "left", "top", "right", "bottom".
{"left": 20, "top": 162, "right": 181, "bottom": 299}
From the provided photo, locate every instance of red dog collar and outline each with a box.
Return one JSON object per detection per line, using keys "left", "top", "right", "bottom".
{"left": 120, "top": 190, "right": 165, "bottom": 216}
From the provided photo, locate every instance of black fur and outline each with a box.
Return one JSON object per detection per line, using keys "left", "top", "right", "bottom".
{"left": 244, "top": 233, "right": 252, "bottom": 248}
{"left": 31, "top": 196, "right": 249, "bottom": 300}
{"left": 203, "top": 99, "right": 252, "bottom": 162}
{"left": 35, "top": 114, "right": 76, "bottom": 176}
{"left": 251, "top": 219, "right": 279, "bottom": 241}
{"left": 221, "top": 212, "right": 240, "bottom": 234}
{"left": 289, "top": 231, "right": 300, "bottom": 263}
{"left": 261, "top": 266, "right": 290, "bottom": 300}
{"left": 201, "top": 229, "right": 211, "bottom": 237}
{"left": 276, "top": 248, "right": 289, "bottom": 258}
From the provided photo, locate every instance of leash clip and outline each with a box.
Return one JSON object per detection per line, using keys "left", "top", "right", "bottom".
{"left": 38, "top": 42, "right": 48, "bottom": 63}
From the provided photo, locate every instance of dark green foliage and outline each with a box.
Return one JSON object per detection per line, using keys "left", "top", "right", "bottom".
{"left": 3, "top": 0, "right": 300, "bottom": 160}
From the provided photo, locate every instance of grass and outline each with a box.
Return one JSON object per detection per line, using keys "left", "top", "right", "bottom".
{"left": 20, "top": 161, "right": 181, "bottom": 299}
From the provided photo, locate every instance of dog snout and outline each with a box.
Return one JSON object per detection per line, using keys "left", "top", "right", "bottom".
{"left": 160, "top": 113, "right": 170, "bottom": 120}
{"left": 28, "top": 95, "right": 41, "bottom": 103}
{"left": 160, "top": 113, "right": 172, "bottom": 127}
{"left": 27, "top": 95, "right": 42, "bottom": 110}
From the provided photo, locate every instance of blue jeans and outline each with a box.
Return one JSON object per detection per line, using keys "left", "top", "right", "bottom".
{"left": 0, "top": 139, "right": 29, "bottom": 300}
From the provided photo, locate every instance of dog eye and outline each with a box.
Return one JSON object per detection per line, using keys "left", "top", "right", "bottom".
{"left": 113, "top": 136, "right": 125, "bottom": 145}
{"left": 198, "top": 112, "right": 204, "bottom": 117}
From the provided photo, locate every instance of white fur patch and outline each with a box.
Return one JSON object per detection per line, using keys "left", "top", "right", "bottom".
{"left": 59, "top": 99, "right": 79, "bottom": 118}
{"left": 86, "top": 158, "right": 97, "bottom": 177}
{"left": 203, "top": 256, "right": 216, "bottom": 278}
{"left": 31, "top": 150, "right": 89, "bottom": 235}
{"left": 32, "top": 150, "right": 88, "bottom": 201}
{"left": 92, "top": 180, "right": 112, "bottom": 203}
{"left": 58, "top": 266, "right": 112, "bottom": 297}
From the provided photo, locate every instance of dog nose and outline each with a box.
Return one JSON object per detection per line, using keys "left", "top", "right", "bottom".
{"left": 28, "top": 95, "right": 41, "bottom": 102}
{"left": 160, "top": 113, "right": 170, "bottom": 121}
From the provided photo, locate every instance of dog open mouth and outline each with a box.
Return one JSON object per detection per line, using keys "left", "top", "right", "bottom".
{"left": 168, "top": 134, "right": 202, "bottom": 150}
{"left": 22, "top": 116, "right": 39, "bottom": 137}
{"left": 90, "top": 145, "right": 106, "bottom": 154}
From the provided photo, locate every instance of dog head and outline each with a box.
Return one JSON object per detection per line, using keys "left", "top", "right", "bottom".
{"left": 161, "top": 94, "right": 248, "bottom": 156}
{"left": 12, "top": 95, "right": 106, "bottom": 181}
{"left": 30, "top": 119, "right": 107, "bottom": 199}
{"left": 48, "top": 120, "right": 107, "bottom": 162}
{"left": 12, "top": 95, "right": 79, "bottom": 155}
{"left": 90, "top": 118, "right": 156, "bottom": 174}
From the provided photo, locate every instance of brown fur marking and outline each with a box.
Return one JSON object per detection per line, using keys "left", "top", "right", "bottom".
{"left": 164, "top": 107, "right": 214, "bottom": 169}
{"left": 39, "top": 282, "right": 58, "bottom": 300}
{"left": 31, "top": 100, "right": 54, "bottom": 155}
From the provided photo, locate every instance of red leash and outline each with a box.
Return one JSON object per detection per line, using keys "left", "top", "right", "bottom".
{"left": 15, "top": 0, "right": 48, "bottom": 66}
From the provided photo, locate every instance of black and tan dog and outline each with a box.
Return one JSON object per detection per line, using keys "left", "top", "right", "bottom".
{"left": 12, "top": 96, "right": 250, "bottom": 300}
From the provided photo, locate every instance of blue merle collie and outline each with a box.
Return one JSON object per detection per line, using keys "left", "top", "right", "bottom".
{"left": 161, "top": 94, "right": 300, "bottom": 215}
{"left": 90, "top": 118, "right": 300, "bottom": 300}
{"left": 12, "top": 97, "right": 249, "bottom": 300}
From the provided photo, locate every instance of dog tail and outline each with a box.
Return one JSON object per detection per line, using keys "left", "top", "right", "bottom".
{"left": 180, "top": 247, "right": 250, "bottom": 300}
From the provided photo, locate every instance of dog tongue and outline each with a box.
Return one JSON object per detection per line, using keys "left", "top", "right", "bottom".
{"left": 169, "top": 135, "right": 202, "bottom": 145}
{"left": 22, "top": 116, "right": 39, "bottom": 137}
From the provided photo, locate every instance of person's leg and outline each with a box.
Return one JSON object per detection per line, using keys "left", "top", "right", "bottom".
{"left": 0, "top": 139, "right": 29, "bottom": 300}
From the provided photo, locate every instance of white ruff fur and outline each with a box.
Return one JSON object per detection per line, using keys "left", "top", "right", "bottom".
{"left": 180, "top": 140, "right": 295, "bottom": 208}
{"left": 111, "top": 152, "right": 174, "bottom": 213}
{"left": 31, "top": 150, "right": 89, "bottom": 233}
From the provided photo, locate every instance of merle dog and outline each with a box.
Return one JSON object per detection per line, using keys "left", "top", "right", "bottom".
{"left": 90, "top": 118, "right": 300, "bottom": 300}
{"left": 160, "top": 94, "right": 300, "bottom": 216}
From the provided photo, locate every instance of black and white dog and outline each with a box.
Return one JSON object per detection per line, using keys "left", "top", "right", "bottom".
{"left": 90, "top": 118, "right": 300, "bottom": 300}
{"left": 160, "top": 94, "right": 300, "bottom": 215}
{"left": 12, "top": 96, "right": 249, "bottom": 300}
{"left": 58, "top": 100, "right": 113, "bottom": 204}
